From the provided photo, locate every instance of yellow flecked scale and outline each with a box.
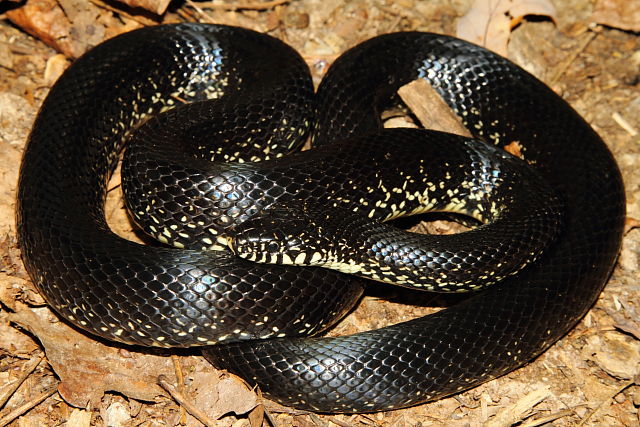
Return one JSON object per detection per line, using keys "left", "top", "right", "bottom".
{"left": 227, "top": 131, "right": 563, "bottom": 292}
{"left": 17, "top": 24, "right": 624, "bottom": 413}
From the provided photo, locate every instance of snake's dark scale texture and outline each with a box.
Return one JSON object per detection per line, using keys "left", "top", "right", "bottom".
{"left": 17, "top": 25, "right": 363, "bottom": 347}
{"left": 217, "top": 132, "right": 564, "bottom": 290}
{"left": 204, "top": 31, "right": 624, "bottom": 411}
{"left": 125, "top": 124, "right": 563, "bottom": 291}
{"left": 16, "top": 23, "right": 624, "bottom": 413}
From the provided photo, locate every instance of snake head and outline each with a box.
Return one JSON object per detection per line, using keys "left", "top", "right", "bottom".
{"left": 228, "top": 204, "right": 334, "bottom": 266}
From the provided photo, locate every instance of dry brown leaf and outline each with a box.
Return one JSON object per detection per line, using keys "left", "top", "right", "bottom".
{"left": 0, "top": 315, "right": 40, "bottom": 355}
{"left": 593, "top": 0, "right": 640, "bottom": 32}
{"left": 57, "top": 0, "right": 106, "bottom": 54}
{"left": 65, "top": 409, "right": 92, "bottom": 427}
{"left": 6, "top": 0, "right": 77, "bottom": 57}
{"left": 247, "top": 404, "right": 265, "bottom": 427}
{"left": 6, "top": 302, "right": 258, "bottom": 420}
{"left": 113, "top": 0, "right": 171, "bottom": 15}
{"left": 6, "top": 0, "right": 112, "bottom": 58}
{"left": 188, "top": 370, "right": 258, "bottom": 420}
{"left": 584, "top": 332, "right": 640, "bottom": 380}
{"left": 456, "top": 0, "right": 556, "bottom": 56}
{"left": 7, "top": 304, "right": 174, "bottom": 407}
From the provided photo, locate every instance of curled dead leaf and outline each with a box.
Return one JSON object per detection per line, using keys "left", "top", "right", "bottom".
{"left": 6, "top": 0, "right": 77, "bottom": 57}
{"left": 593, "top": 0, "right": 640, "bottom": 32}
{"left": 456, "top": 0, "right": 557, "bottom": 56}
{"left": 113, "top": 0, "right": 172, "bottom": 15}
{"left": 7, "top": 304, "right": 174, "bottom": 407}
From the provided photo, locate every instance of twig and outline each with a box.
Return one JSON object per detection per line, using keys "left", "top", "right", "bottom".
{"left": 171, "top": 356, "right": 187, "bottom": 425}
{"left": 483, "top": 387, "right": 551, "bottom": 427}
{"left": 0, "top": 353, "right": 45, "bottom": 409}
{"left": 158, "top": 375, "right": 217, "bottom": 427}
{"left": 263, "top": 406, "right": 278, "bottom": 427}
{"left": 612, "top": 112, "right": 638, "bottom": 136}
{"left": 184, "top": 1, "right": 218, "bottom": 24}
{"left": 0, "top": 387, "right": 57, "bottom": 427}
{"left": 88, "top": 0, "right": 158, "bottom": 26}
{"left": 519, "top": 409, "right": 575, "bottom": 427}
{"left": 578, "top": 378, "right": 636, "bottom": 426}
{"left": 550, "top": 27, "right": 598, "bottom": 86}
{"left": 0, "top": 41, "right": 40, "bottom": 56}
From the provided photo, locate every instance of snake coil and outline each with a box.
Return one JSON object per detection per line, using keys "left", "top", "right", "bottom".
{"left": 17, "top": 24, "right": 624, "bottom": 413}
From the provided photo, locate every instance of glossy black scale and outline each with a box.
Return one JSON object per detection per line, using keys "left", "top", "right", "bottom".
{"left": 16, "top": 24, "right": 624, "bottom": 413}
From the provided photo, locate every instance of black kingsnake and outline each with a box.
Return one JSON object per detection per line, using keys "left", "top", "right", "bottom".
{"left": 17, "top": 24, "right": 624, "bottom": 412}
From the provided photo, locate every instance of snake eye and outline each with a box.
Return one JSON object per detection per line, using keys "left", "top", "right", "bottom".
{"left": 267, "top": 241, "right": 280, "bottom": 253}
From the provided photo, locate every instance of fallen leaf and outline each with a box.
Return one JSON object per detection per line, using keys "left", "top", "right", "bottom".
{"left": 585, "top": 332, "right": 640, "bottom": 379}
{"left": 593, "top": 0, "right": 640, "bottom": 32}
{"left": 6, "top": 0, "right": 77, "bottom": 57}
{"left": 0, "top": 315, "right": 40, "bottom": 355}
{"left": 456, "top": 0, "right": 557, "bottom": 56}
{"left": 188, "top": 370, "right": 258, "bottom": 420}
{"left": 7, "top": 303, "right": 174, "bottom": 407}
{"left": 503, "top": 140, "right": 524, "bottom": 158}
{"left": 66, "top": 409, "right": 92, "bottom": 427}
{"left": 7, "top": 0, "right": 117, "bottom": 58}
{"left": 103, "top": 401, "right": 131, "bottom": 427}
{"left": 113, "top": 0, "right": 172, "bottom": 15}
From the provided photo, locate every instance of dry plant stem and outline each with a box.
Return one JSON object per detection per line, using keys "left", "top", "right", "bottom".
{"left": 0, "top": 387, "right": 57, "bottom": 427}
{"left": 0, "top": 353, "right": 44, "bottom": 409}
{"left": 519, "top": 409, "right": 576, "bottom": 427}
{"left": 176, "top": 7, "right": 198, "bottom": 23}
{"left": 184, "top": 1, "right": 217, "bottom": 23}
{"left": 578, "top": 378, "right": 637, "bottom": 426}
{"left": 0, "top": 41, "right": 39, "bottom": 55}
{"left": 611, "top": 112, "right": 638, "bottom": 136}
{"left": 88, "top": 0, "right": 158, "bottom": 26}
{"left": 171, "top": 355, "right": 187, "bottom": 425}
{"left": 483, "top": 387, "right": 551, "bottom": 427}
{"left": 197, "top": 0, "right": 290, "bottom": 10}
{"left": 397, "top": 79, "right": 473, "bottom": 138}
{"left": 550, "top": 29, "right": 598, "bottom": 86}
{"left": 262, "top": 408, "right": 278, "bottom": 427}
{"left": 157, "top": 375, "right": 217, "bottom": 427}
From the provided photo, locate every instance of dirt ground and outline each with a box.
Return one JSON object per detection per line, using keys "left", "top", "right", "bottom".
{"left": 0, "top": 0, "right": 639, "bottom": 426}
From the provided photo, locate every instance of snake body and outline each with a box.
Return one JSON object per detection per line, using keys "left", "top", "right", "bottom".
{"left": 17, "top": 24, "right": 624, "bottom": 413}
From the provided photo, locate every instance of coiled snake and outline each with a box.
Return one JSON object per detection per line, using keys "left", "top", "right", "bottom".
{"left": 17, "top": 24, "right": 624, "bottom": 413}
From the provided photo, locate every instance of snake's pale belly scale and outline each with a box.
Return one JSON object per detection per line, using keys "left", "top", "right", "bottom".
{"left": 16, "top": 24, "right": 624, "bottom": 413}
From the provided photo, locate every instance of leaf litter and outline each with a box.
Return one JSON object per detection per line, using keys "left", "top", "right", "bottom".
{"left": 0, "top": 0, "right": 639, "bottom": 425}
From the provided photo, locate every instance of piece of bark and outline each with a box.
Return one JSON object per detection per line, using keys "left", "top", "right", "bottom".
{"left": 397, "top": 79, "right": 472, "bottom": 137}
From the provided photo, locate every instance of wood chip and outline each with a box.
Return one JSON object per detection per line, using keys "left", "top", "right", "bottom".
{"left": 397, "top": 79, "right": 472, "bottom": 137}
{"left": 483, "top": 387, "right": 551, "bottom": 427}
